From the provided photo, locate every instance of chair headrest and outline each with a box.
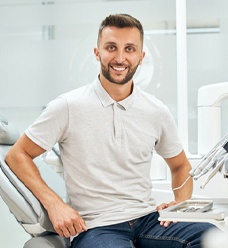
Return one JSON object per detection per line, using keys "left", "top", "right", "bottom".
{"left": 0, "top": 112, "right": 20, "bottom": 145}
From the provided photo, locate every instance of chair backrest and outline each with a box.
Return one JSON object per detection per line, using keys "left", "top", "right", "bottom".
{"left": 0, "top": 113, "right": 20, "bottom": 145}
{"left": 0, "top": 146, "right": 70, "bottom": 247}
{"left": 0, "top": 113, "right": 68, "bottom": 239}
{"left": 0, "top": 145, "right": 68, "bottom": 235}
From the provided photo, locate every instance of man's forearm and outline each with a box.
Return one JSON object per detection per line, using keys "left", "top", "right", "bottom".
{"left": 5, "top": 148, "right": 63, "bottom": 210}
{"left": 172, "top": 167, "right": 193, "bottom": 202}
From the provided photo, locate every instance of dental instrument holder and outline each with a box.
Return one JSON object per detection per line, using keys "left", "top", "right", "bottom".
{"left": 190, "top": 133, "right": 228, "bottom": 188}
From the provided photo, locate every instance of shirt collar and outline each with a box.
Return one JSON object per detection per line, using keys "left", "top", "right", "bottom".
{"left": 94, "top": 77, "right": 136, "bottom": 110}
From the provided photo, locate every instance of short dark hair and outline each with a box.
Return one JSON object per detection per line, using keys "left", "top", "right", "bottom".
{"left": 97, "top": 14, "right": 144, "bottom": 45}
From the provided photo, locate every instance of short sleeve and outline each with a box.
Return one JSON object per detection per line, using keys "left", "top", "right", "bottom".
{"left": 155, "top": 106, "right": 183, "bottom": 158}
{"left": 25, "top": 97, "right": 69, "bottom": 151}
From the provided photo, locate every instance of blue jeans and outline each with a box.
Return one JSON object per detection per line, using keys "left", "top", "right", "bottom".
{"left": 71, "top": 212, "right": 214, "bottom": 248}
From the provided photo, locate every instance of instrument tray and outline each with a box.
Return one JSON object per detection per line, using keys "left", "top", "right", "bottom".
{"left": 159, "top": 199, "right": 226, "bottom": 221}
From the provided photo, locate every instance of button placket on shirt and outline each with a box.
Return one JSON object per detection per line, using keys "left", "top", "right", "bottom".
{"left": 113, "top": 102, "right": 122, "bottom": 140}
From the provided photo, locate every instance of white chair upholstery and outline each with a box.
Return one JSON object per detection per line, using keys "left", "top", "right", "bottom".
{"left": 24, "top": 234, "right": 70, "bottom": 248}
{"left": 0, "top": 112, "right": 70, "bottom": 248}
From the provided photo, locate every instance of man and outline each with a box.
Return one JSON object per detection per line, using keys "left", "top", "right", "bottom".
{"left": 6, "top": 14, "right": 213, "bottom": 247}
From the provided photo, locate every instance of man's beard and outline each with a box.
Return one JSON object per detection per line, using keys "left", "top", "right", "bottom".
{"left": 100, "top": 61, "right": 140, "bottom": 85}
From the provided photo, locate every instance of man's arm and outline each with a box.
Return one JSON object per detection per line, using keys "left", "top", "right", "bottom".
{"left": 165, "top": 150, "right": 193, "bottom": 202}
{"left": 156, "top": 150, "right": 193, "bottom": 227}
{"left": 5, "top": 134, "right": 87, "bottom": 238}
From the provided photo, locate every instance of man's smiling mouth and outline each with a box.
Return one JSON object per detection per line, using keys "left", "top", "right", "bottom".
{"left": 111, "top": 66, "right": 127, "bottom": 71}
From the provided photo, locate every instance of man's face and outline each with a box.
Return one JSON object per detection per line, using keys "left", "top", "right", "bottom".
{"left": 94, "top": 26, "right": 145, "bottom": 85}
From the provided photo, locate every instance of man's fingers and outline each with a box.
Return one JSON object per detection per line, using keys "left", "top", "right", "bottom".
{"left": 56, "top": 223, "right": 82, "bottom": 238}
{"left": 156, "top": 201, "right": 178, "bottom": 212}
{"left": 157, "top": 201, "right": 179, "bottom": 228}
{"left": 68, "top": 224, "right": 77, "bottom": 237}
{"left": 80, "top": 219, "right": 87, "bottom": 231}
{"left": 53, "top": 215, "right": 86, "bottom": 238}
{"left": 156, "top": 203, "right": 168, "bottom": 212}
{"left": 160, "top": 220, "right": 177, "bottom": 228}
{"left": 72, "top": 215, "right": 87, "bottom": 233}
{"left": 62, "top": 228, "right": 71, "bottom": 238}
{"left": 159, "top": 220, "right": 170, "bottom": 227}
{"left": 46, "top": 200, "right": 87, "bottom": 238}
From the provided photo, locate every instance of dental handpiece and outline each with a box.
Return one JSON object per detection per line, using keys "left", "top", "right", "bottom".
{"left": 190, "top": 141, "right": 228, "bottom": 179}
{"left": 189, "top": 158, "right": 210, "bottom": 177}
{"left": 190, "top": 146, "right": 220, "bottom": 177}
{"left": 189, "top": 149, "right": 217, "bottom": 177}
{"left": 196, "top": 141, "right": 228, "bottom": 179}
{"left": 200, "top": 154, "right": 227, "bottom": 189}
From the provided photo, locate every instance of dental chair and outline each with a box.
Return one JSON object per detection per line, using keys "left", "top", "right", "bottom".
{"left": 0, "top": 113, "right": 70, "bottom": 248}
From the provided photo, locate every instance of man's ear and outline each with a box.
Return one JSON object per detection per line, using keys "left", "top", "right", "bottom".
{"left": 94, "top": 48, "right": 100, "bottom": 61}
{"left": 139, "top": 51, "right": 146, "bottom": 65}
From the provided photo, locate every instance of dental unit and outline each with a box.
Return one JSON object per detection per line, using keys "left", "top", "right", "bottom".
{"left": 159, "top": 83, "right": 228, "bottom": 232}
{"left": 159, "top": 135, "right": 228, "bottom": 231}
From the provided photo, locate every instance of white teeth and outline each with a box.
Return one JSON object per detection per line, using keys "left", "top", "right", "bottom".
{"left": 113, "top": 67, "right": 126, "bottom": 71}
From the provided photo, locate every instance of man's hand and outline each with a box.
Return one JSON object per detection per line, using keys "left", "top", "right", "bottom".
{"left": 47, "top": 198, "right": 87, "bottom": 238}
{"left": 156, "top": 201, "right": 177, "bottom": 228}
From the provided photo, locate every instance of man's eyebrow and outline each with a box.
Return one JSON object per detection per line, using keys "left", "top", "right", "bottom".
{"left": 125, "top": 43, "right": 138, "bottom": 47}
{"left": 104, "top": 41, "right": 117, "bottom": 45}
{"left": 104, "top": 41, "right": 139, "bottom": 47}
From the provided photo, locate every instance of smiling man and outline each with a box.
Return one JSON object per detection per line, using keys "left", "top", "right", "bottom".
{"left": 6, "top": 14, "right": 214, "bottom": 248}
{"left": 95, "top": 25, "right": 144, "bottom": 88}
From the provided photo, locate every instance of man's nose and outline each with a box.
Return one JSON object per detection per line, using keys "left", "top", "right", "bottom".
{"left": 114, "top": 50, "right": 126, "bottom": 64}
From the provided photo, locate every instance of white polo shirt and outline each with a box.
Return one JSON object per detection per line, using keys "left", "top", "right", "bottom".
{"left": 25, "top": 78, "right": 183, "bottom": 229}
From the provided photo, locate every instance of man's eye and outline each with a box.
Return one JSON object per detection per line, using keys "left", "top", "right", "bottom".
{"left": 126, "top": 47, "right": 135, "bottom": 52}
{"left": 107, "top": 46, "right": 116, "bottom": 51}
